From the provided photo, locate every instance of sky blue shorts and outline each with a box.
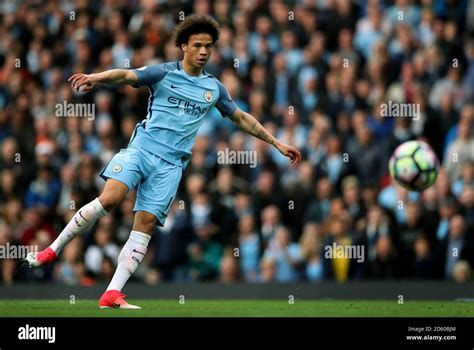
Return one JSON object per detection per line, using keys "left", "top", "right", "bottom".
{"left": 99, "top": 145, "right": 183, "bottom": 226}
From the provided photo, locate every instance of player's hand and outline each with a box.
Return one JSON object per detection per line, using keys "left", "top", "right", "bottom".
{"left": 277, "top": 142, "right": 302, "bottom": 165}
{"left": 68, "top": 73, "right": 98, "bottom": 92}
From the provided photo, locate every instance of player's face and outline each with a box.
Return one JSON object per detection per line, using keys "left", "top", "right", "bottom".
{"left": 182, "top": 33, "right": 213, "bottom": 68}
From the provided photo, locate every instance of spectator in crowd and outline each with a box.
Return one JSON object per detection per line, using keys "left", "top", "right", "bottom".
{"left": 54, "top": 237, "right": 85, "bottom": 285}
{"left": 439, "top": 215, "right": 474, "bottom": 280}
{"left": 444, "top": 117, "right": 474, "bottom": 182}
{"left": 259, "top": 205, "right": 283, "bottom": 247}
{"left": 304, "top": 177, "right": 333, "bottom": 225}
{"left": 84, "top": 219, "right": 120, "bottom": 280}
{"left": 237, "top": 214, "right": 261, "bottom": 282}
{"left": 258, "top": 258, "right": 276, "bottom": 283}
{"left": 298, "top": 223, "right": 323, "bottom": 282}
{"left": 263, "top": 226, "right": 301, "bottom": 282}
{"left": 0, "top": 226, "right": 16, "bottom": 284}
{"left": 452, "top": 260, "right": 472, "bottom": 284}
{"left": 368, "top": 235, "right": 399, "bottom": 279}
{"left": 219, "top": 251, "right": 241, "bottom": 283}
{"left": 322, "top": 215, "right": 365, "bottom": 282}
{"left": 362, "top": 204, "right": 393, "bottom": 264}
{"left": 151, "top": 201, "right": 193, "bottom": 281}
{"left": 411, "top": 235, "right": 437, "bottom": 279}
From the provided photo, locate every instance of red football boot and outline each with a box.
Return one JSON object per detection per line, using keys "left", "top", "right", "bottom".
{"left": 99, "top": 290, "right": 141, "bottom": 309}
{"left": 25, "top": 247, "right": 57, "bottom": 267}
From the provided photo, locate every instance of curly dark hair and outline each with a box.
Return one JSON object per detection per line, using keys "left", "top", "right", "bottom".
{"left": 173, "top": 14, "right": 220, "bottom": 48}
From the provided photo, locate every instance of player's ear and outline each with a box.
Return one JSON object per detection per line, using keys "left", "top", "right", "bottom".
{"left": 181, "top": 43, "right": 187, "bottom": 53}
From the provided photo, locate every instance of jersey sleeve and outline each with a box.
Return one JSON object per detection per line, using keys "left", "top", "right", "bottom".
{"left": 215, "top": 80, "right": 238, "bottom": 118}
{"left": 132, "top": 64, "right": 169, "bottom": 87}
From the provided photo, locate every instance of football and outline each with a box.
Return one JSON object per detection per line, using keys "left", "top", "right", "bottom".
{"left": 389, "top": 140, "right": 440, "bottom": 192}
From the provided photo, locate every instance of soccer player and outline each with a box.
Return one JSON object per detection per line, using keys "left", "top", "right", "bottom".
{"left": 26, "top": 14, "right": 301, "bottom": 309}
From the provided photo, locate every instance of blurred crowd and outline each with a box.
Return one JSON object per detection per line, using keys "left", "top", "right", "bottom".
{"left": 0, "top": 0, "right": 473, "bottom": 286}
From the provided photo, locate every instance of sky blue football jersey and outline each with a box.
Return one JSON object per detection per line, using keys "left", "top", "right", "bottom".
{"left": 129, "top": 60, "right": 237, "bottom": 167}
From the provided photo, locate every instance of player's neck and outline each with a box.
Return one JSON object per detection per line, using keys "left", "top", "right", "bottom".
{"left": 182, "top": 60, "right": 203, "bottom": 77}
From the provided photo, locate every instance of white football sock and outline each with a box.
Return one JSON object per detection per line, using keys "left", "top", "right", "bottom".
{"left": 106, "top": 231, "right": 150, "bottom": 292}
{"left": 50, "top": 198, "right": 108, "bottom": 254}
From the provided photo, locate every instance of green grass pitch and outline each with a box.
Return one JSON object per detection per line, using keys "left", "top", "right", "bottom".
{"left": 0, "top": 300, "right": 473, "bottom": 317}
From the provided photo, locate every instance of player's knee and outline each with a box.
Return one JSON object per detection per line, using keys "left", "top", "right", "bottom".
{"left": 97, "top": 194, "right": 121, "bottom": 212}
{"left": 133, "top": 214, "right": 157, "bottom": 235}
{"left": 98, "top": 179, "right": 128, "bottom": 212}
{"left": 136, "top": 222, "right": 156, "bottom": 235}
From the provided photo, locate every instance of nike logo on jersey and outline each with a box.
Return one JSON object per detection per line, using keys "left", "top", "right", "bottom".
{"left": 171, "top": 84, "right": 178, "bottom": 89}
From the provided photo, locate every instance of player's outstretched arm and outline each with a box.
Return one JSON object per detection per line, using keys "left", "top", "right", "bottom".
{"left": 229, "top": 108, "right": 302, "bottom": 165}
{"left": 68, "top": 69, "right": 138, "bottom": 92}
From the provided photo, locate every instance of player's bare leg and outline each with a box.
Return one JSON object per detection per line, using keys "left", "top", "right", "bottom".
{"left": 25, "top": 179, "right": 128, "bottom": 267}
{"left": 98, "top": 211, "right": 156, "bottom": 309}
